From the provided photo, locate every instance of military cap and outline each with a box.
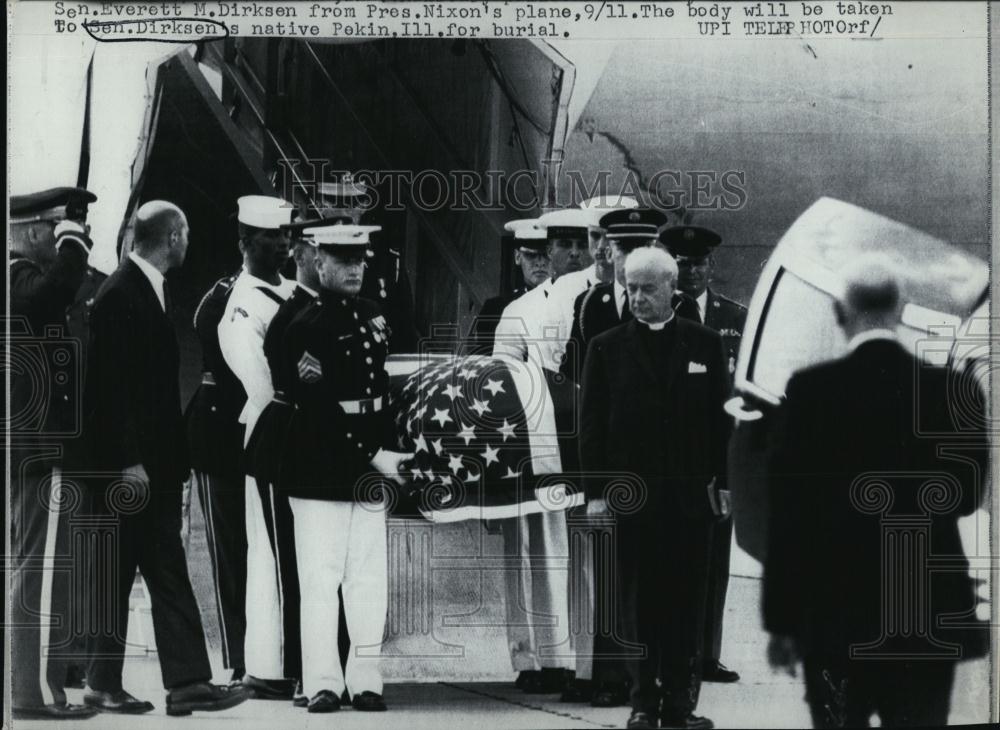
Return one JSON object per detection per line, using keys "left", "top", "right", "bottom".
{"left": 10, "top": 187, "right": 97, "bottom": 223}
{"left": 238, "top": 195, "right": 295, "bottom": 229}
{"left": 599, "top": 207, "right": 669, "bottom": 241}
{"left": 503, "top": 218, "right": 548, "bottom": 253}
{"left": 305, "top": 224, "right": 381, "bottom": 249}
{"left": 578, "top": 195, "right": 639, "bottom": 211}
{"left": 318, "top": 174, "right": 370, "bottom": 207}
{"left": 659, "top": 225, "right": 722, "bottom": 258}
{"left": 537, "top": 208, "right": 603, "bottom": 242}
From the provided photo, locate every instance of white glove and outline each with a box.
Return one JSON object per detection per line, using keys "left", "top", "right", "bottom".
{"left": 54, "top": 220, "right": 92, "bottom": 253}
{"left": 370, "top": 448, "right": 413, "bottom": 486}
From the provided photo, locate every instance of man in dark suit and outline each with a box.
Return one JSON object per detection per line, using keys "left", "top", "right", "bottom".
{"left": 764, "top": 257, "right": 988, "bottom": 728}
{"left": 581, "top": 247, "right": 730, "bottom": 730}
{"left": 466, "top": 218, "right": 551, "bottom": 355}
{"left": 9, "top": 187, "right": 99, "bottom": 721}
{"left": 79, "top": 201, "right": 249, "bottom": 716}
{"left": 661, "top": 225, "right": 747, "bottom": 684}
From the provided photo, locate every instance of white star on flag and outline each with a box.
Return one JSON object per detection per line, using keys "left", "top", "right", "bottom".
{"left": 459, "top": 368, "right": 476, "bottom": 380}
{"left": 448, "top": 453, "right": 464, "bottom": 474}
{"left": 457, "top": 422, "right": 476, "bottom": 445}
{"left": 501, "top": 466, "right": 522, "bottom": 480}
{"left": 483, "top": 378, "right": 505, "bottom": 396}
{"left": 443, "top": 383, "right": 463, "bottom": 400}
{"left": 413, "top": 434, "right": 428, "bottom": 453}
{"left": 431, "top": 438, "right": 445, "bottom": 455}
{"left": 431, "top": 408, "right": 452, "bottom": 427}
{"left": 497, "top": 419, "right": 516, "bottom": 442}
{"left": 482, "top": 444, "right": 500, "bottom": 466}
{"left": 470, "top": 398, "right": 491, "bottom": 417}
{"left": 411, "top": 466, "right": 424, "bottom": 480}
{"left": 464, "top": 470, "right": 480, "bottom": 483}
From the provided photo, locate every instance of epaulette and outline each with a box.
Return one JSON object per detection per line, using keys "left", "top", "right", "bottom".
{"left": 714, "top": 292, "right": 747, "bottom": 310}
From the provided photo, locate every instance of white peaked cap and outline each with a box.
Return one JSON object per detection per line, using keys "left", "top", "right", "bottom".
{"left": 503, "top": 218, "right": 546, "bottom": 240}
{"left": 578, "top": 195, "right": 640, "bottom": 211}
{"left": 304, "top": 224, "right": 382, "bottom": 246}
{"left": 238, "top": 195, "right": 295, "bottom": 229}
{"left": 536, "top": 208, "right": 604, "bottom": 230}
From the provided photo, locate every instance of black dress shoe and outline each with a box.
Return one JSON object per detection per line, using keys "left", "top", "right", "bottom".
{"left": 523, "top": 667, "right": 570, "bottom": 694}
{"left": 341, "top": 688, "right": 351, "bottom": 704}
{"left": 702, "top": 661, "right": 740, "bottom": 683}
{"left": 591, "top": 683, "right": 629, "bottom": 707}
{"left": 242, "top": 674, "right": 296, "bottom": 700}
{"left": 165, "top": 681, "right": 250, "bottom": 716}
{"left": 292, "top": 680, "right": 308, "bottom": 708}
{"left": 626, "top": 710, "right": 658, "bottom": 729}
{"left": 560, "top": 678, "right": 593, "bottom": 702}
{"left": 229, "top": 667, "right": 246, "bottom": 684}
{"left": 660, "top": 713, "right": 715, "bottom": 729}
{"left": 306, "top": 689, "right": 341, "bottom": 713}
{"left": 352, "top": 690, "right": 387, "bottom": 711}
{"left": 13, "top": 703, "right": 99, "bottom": 720}
{"left": 83, "top": 689, "right": 155, "bottom": 714}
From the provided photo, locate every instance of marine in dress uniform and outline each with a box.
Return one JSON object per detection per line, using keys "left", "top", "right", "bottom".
{"left": 187, "top": 268, "right": 248, "bottom": 682}
{"left": 78, "top": 201, "right": 248, "bottom": 717}
{"left": 465, "top": 218, "right": 551, "bottom": 356}
{"left": 277, "top": 225, "right": 412, "bottom": 713}
{"left": 580, "top": 247, "right": 729, "bottom": 730}
{"left": 216, "top": 196, "right": 299, "bottom": 698}
{"left": 491, "top": 210, "right": 596, "bottom": 695}
{"left": 661, "top": 225, "right": 746, "bottom": 685}
{"left": 560, "top": 207, "right": 670, "bottom": 708}
{"left": 9, "top": 188, "right": 99, "bottom": 721}
{"left": 312, "top": 177, "right": 419, "bottom": 352}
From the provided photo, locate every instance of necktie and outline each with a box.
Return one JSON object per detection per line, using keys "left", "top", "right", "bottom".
{"left": 673, "top": 292, "right": 699, "bottom": 322}
{"left": 620, "top": 292, "right": 631, "bottom": 320}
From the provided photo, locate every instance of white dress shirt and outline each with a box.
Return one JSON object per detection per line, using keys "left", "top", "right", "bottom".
{"left": 614, "top": 280, "right": 628, "bottom": 318}
{"left": 128, "top": 251, "right": 166, "bottom": 312}
{"left": 492, "top": 277, "right": 564, "bottom": 372}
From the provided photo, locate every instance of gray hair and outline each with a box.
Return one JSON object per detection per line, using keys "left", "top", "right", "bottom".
{"left": 624, "top": 246, "right": 679, "bottom": 283}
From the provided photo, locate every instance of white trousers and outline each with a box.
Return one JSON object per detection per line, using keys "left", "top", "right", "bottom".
{"left": 289, "top": 498, "right": 388, "bottom": 697}
{"left": 501, "top": 509, "right": 574, "bottom": 671}
{"left": 244, "top": 477, "right": 284, "bottom": 679}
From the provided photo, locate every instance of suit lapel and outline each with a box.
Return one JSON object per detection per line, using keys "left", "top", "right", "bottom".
{"left": 662, "top": 319, "right": 691, "bottom": 395}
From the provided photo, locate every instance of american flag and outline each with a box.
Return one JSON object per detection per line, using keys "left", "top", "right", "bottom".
{"left": 389, "top": 355, "right": 579, "bottom": 522}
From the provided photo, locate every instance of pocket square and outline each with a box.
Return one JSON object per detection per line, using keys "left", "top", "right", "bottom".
{"left": 688, "top": 362, "right": 707, "bottom": 373}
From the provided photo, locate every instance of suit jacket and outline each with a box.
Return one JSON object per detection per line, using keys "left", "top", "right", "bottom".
{"left": 78, "top": 258, "right": 189, "bottom": 486}
{"left": 702, "top": 288, "right": 747, "bottom": 376}
{"left": 764, "top": 339, "right": 988, "bottom": 659}
{"left": 580, "top": 317, "right": 730, "bottom": 521}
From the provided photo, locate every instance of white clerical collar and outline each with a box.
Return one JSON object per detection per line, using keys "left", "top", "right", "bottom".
{"left": 128, "top": 251, "right": 166, "bottom": 311}
{"left": 614, "top": 280, "right": 627, "bottom": 317}
{"left": 638, "top": 312, "right": 675, "bottom": 331}
{"left": 847, "top": 328, "right": 897, "bottom": 352}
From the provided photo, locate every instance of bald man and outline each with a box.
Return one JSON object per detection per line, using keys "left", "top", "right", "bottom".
{"left": 78, "top": 201, "right": 249, "bottom": 716}
{"left": 580, "top": 248, "right": 730, "bottom": 730}
{"left": 764, "top": 257, "right": 987, "bottom": 728}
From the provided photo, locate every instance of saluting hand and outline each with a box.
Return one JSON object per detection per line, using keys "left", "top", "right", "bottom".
{"left": 297, "top": 350, "right": 322, "bottom": 383}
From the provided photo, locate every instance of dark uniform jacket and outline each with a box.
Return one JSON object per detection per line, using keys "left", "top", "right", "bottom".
{"left": 79, "top": 259, "right": 189, "bottom": 486}
{"left": 562, "top": 283, "right": 629, "bottom": 380}
{"left": 764, "top": 339, "right": 988, "bottom": 660}
{"left": 278, "top": 291, "right": 396, "bottom": 499}
{"left": 701, "top": 288, "right": 747, "bottom": 377}
{"left": 245, "top": 284, "right": 317, "bottom": 483}
{"left": 465, "top": 287, "right": 527, "bottom": 356}
{"left": 360, "top": 244, "right": 418, "bottom": 353}
{"left": 185, "top": 272, "right": 246, "bottom": 475}
{"left": 10, "top": 243, "right": 90, "bottom": 442}
{"left": 580, "top": 317, "right": 731, "bottom": 521}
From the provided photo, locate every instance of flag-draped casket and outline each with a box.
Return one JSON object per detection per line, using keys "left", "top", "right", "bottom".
{"left": 386, "top": 354, "right": 583, "bottom": 522}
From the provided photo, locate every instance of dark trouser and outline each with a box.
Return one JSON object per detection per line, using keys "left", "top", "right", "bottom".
{"left": 84, "top": 479, "right": 212, "bottom": 691}
{"left": 703, "top": 516, "right": 733, "bottom": 664}
{"left": 193, "top": 469, "right": 247, "bottom": 671}
{"left": 618, "top": 512, "right": 712, "bottom": 718}
{"left": 803, "top": 657, "right": 955, "bottom": 728}
{"left": 256, "top": 480, "right": 302, "bottom": 681}
{"left": 590, "top": 517, "right": 634, "bottom": 689}
{"left": 10, "top": 449, "right": 76, "bottom": 709}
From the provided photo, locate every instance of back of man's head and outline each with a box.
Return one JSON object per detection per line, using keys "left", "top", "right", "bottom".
{"left": 134, "top": 200, "right": 184, "bottom": 253}
{"left": 835, "top": 254, "right": 903, "bottom": 334}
